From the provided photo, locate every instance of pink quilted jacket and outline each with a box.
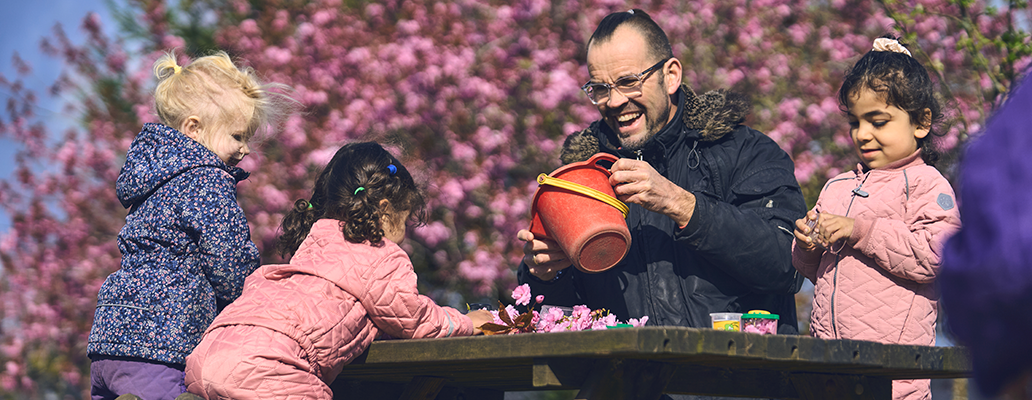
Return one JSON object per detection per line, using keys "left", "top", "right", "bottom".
{"left": 792, "top": 152, "right": 960, "bottom": 400}
{"left": 185, "top": 219, "right": 473, "bottom": 398}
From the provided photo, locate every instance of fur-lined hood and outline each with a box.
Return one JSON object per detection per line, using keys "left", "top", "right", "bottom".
{"left": 560, "top": 85, "right": 749, "bottom": 164}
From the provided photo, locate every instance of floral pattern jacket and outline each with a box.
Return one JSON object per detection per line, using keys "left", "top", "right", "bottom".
{"left": 87, "top": 123, "right": 260, "bottom": 365}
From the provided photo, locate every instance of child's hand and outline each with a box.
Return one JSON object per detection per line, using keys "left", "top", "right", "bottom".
{"left": 814, "top": 213, "right": 855, "bottom": 249}
{"left": 794, "top": 210, "right": 821, "bottom": 252}
{"left": 467, "top": 310, "right": 494, "bottom": 335}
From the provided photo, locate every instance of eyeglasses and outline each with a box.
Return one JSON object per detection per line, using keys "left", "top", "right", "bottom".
{"left": 581, "top": 59, "right": 669, "bottom": 105}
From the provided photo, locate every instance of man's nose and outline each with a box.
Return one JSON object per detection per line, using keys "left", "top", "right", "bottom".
{"left": 605, "top": 88, "right": 630, "bottom": 108}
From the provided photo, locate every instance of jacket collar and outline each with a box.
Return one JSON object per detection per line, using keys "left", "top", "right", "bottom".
{"left": 117, "top": 123, "right": 248, "bottom": 208}
{"left": 856, "top": 150, "right": 926, "bottom": 175}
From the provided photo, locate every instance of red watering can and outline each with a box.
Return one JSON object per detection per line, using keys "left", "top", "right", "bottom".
{"left": 529, "top": 152, "right": 631, "bottom": 273}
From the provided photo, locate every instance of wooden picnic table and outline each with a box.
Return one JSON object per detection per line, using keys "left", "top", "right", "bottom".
{"left": 331, "top": 326, "right": 969, "bottom": 400}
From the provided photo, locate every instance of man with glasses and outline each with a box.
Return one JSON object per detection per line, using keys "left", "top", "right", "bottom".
{"left": 518, "top": 9, "right": 806, "bottom": 336}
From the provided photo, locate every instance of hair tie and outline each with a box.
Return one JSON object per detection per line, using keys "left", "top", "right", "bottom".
{"left": 387, "top": 164, "right": 397, "bottom": 176}
{"left": 307, "top": 201, "right": 314, "bottom": 210}
{"left": 354, "top": 187, "right": 365, "bottom": 195}
{"left": 172, "top": 64, "right": 182, "bottom": 74}
{"left": 872, "top": 38, "right": 912, "bottom": 57}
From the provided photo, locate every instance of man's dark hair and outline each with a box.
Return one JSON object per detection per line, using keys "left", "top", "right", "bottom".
{"left": 588, "top": 9, "right": 674, "bottom": 62}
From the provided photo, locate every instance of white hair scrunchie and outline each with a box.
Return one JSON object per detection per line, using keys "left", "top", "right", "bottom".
{"left": 872, "top": 38, "right": 912, "bottom": 57}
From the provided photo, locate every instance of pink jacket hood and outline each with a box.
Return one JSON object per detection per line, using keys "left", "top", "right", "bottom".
{"left": 205, "top": 218, "right": 473, "bottom": 382}
{"left": 793, "top": 151, "right": 960, "bottom": 345}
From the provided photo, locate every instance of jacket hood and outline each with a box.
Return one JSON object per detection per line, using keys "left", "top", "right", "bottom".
{"left": 560, "top": 84, "right": 750, "bottom": 164}
{"left": 116, "top": 123, "right": 248, "bottom": 208}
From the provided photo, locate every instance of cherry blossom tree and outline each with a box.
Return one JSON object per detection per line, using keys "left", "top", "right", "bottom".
{"left": 1, "top": 0, "right": 1028, "bottom": 397}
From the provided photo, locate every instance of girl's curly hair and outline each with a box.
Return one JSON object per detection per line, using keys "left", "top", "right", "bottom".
{"left": 277, "top": 142, "right": 426, "bottom": 257}
{"left": 838, "top": 35, "right": 947, "bottom": 166}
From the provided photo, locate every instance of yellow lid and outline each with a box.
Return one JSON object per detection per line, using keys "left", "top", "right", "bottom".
{"left": 746, "top": 310, "right": 770, "bottom": 314}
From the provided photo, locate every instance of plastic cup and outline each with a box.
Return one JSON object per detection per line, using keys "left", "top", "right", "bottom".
{"left": 742, "top": 310, "right": 779, "bottom": 335}
{"left": 709, "top": 312, "right": 743, "bottom": 331}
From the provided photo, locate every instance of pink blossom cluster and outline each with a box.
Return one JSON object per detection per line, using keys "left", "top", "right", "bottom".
{"left": 486, "top": 284, "right": 648, "bottom": 334}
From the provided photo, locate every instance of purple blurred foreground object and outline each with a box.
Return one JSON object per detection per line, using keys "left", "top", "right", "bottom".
{"left": 940, "top": 73, "right": 1032, "bottom": 398}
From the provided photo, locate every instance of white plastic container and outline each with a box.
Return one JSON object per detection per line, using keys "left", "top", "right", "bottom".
{"left": 709, "top": 312, "right": 743, "bottom": 331}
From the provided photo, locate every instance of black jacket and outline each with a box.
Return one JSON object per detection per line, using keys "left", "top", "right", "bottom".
{"left": 519, "top": 86, "right": 806, "bottom": 334}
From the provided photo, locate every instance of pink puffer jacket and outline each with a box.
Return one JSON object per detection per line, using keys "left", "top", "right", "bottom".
{"left": 792, "top": 152, "right": 960, "bottom": 400}
{"left": 185, "top": 219, "right": 473, "bottom": 399}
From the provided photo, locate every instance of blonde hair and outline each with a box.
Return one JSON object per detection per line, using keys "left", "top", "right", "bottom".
{"left": 153, "top": 50, "right": 298, "bottom": 143}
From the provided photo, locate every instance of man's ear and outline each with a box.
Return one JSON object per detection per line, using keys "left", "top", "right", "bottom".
{"left": 180, "top": 116, "right": 203, "bottom": 141}
{"left": 664, "top": 58, "right": 683, "bottom": 96}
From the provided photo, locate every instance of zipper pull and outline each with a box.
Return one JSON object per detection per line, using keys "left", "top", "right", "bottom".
{"left": 635, "top": 150, "right": 643, "bottom": 161}
{"left": 852, "top": 186, "right": 869, "bottom": 197}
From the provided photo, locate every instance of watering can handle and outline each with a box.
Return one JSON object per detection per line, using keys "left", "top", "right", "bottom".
{"left": 536, "top": 174, "right": 629, "bottom": 218}
{"left": 587, "top": 152, "right": 619, "bottom": 176}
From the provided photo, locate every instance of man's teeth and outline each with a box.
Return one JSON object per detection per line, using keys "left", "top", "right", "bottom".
{"left": 617, "top": 113, "right": 641, "bottom": 122}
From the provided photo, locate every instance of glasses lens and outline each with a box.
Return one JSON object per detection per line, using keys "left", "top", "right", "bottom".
{"left": 584, "top": 83, "right": 609, "bottom": 103}
{"left": 614, "top": 76, "right": 643, "bottom": 97}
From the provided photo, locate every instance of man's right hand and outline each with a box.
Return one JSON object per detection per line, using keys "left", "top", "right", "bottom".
{"left": 517, "top": 229, "right": 570, "bottom": 281}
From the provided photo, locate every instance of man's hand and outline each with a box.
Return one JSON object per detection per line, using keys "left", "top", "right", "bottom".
{"left": 609, "top": 158, "right": 696, "bottom": 227}
{"left": 517, "top": 229, "right": 570, "bottom": 280}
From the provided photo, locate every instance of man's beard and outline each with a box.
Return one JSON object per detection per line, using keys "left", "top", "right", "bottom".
{"left": 619, "top": 105, "right": 671, "bottom": 152}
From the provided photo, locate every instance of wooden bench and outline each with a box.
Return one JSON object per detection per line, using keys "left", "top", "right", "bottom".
{"left": 332, "top": 326, "right": 969, "bottom": 399}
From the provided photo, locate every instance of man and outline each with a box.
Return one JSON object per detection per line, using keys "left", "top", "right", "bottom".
{"left": 517, "top": 9, "right": 806, "bottom": 334}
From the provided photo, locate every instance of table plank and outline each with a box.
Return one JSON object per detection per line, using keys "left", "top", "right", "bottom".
{"left": 334, "top": 327, "right": 970, "bottom": 398}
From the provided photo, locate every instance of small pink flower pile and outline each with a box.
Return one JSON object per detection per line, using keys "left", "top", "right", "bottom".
{"left": 478, "top": 284, "right": 648, "bottom": 335}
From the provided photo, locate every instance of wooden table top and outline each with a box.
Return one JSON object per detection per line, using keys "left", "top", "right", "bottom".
{"left": 335, "top": 326, "right": 970, "bottom": 397}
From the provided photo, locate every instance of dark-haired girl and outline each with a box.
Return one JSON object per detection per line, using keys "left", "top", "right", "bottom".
{"left": 790, "top": 38, "right": 961, "bottom": 400}
{"left": 183, "top": 142, "right": 493, "bottom": 399}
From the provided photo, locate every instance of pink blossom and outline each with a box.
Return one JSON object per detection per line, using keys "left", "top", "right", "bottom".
{"left": 263, "top": 47, "right": 292, "bottom": 66}
{"left": 161, "top": 35, "right": 186, "bottom": 50}
{"left": 512, "top": 284, "right": 532, "bottom": 306}
{"left": 4, "top": 362, "right": 18, "bottom": 377}
{"left": 591, "top": 313, "right": 618, "bottom": 330}
{"left": 536, "top": 306, "right": 564, "bottom": 332}
{"left": 413, "top": 221, "right": 451, "bottom": 247}
{"left": 311, "top": 10, "right": 336, "bottom": 26}
{"left": 239, "top": 19, "right": 259, "bottom": 35}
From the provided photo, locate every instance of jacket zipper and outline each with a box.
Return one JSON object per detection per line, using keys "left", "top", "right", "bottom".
{"left": 632, "top": 149, "right": 656, "bottom": 319}
{"left": 829, "top": 172, "right": 870, "bottom": 338}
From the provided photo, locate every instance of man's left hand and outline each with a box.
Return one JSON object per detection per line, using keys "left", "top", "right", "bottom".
{"left": 609, "top": 158, "right": 695, "bottom": 227}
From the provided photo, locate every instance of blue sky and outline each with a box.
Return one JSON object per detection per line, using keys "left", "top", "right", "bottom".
{"left": 0, "top": 0, "right": 116, "bottom": 233}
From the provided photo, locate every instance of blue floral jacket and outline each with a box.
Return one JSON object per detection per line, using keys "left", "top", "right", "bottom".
{"left": 87, "top": 123, "right": 260, "bottom": 365}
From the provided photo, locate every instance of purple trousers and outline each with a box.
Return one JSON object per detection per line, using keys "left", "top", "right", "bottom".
{"left": 90, "top": 356, "right": 187, "bottom": 400}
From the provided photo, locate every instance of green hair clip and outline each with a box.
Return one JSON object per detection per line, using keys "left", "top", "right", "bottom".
{"left": 354, "top": 187, "right": 366, "bottom": 195}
